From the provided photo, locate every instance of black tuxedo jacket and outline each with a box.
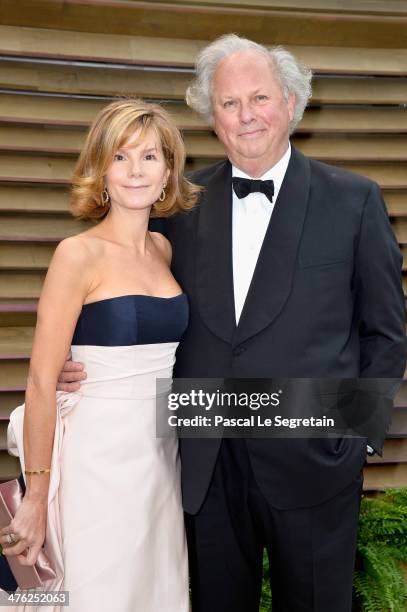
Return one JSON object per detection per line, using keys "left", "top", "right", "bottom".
{"left": 151, "top": 145, "right": 406, "bottom": 513}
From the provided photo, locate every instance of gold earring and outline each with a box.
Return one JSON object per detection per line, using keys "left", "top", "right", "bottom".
{"left": 158, "top": 186, "right": 166, "bottom": 202}
{"left": 101, "top": 188, "right": 110, "bottom": 206}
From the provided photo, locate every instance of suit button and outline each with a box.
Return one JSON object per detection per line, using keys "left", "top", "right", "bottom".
{"left": 233, "top": 346, "right": 246, "bottom": 356}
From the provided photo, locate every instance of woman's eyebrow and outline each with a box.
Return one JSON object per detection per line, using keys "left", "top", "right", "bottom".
{"left": 118, "top": 145, "right": 158, "bottom": 153}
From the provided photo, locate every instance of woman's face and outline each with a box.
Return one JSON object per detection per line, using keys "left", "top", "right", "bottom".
{"left": 104, "top": 127, "right": 170, "bottom": 212}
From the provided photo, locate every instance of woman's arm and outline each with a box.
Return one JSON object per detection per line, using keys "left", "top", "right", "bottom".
{"left": 0, "top": 236, "right": 93, "bottom": 565}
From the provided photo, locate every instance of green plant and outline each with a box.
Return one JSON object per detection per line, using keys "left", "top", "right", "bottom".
{"left": 260, "top": 550, "right": 272, "bottom": 612}
{"left": 260, "top": 488, "right": 407, "bottom": 612}
{"left": 353, "top": 488, "right": 407, "bottom": 612}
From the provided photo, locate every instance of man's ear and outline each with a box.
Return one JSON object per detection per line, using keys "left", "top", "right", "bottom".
{"left": 287, "top": 93, "right": 296, "bottom": 122}
{"left": 212, "top": 112, "right": 218, "bottom": 136}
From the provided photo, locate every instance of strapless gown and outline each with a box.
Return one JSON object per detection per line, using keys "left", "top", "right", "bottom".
{"left": 6, "top": 294, "right": 190, "bottom": 611}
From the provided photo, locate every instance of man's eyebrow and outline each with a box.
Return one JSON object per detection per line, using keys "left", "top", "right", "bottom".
{"left": 249, "top": 88, "right": 268, "bottom": 96}
{"left": 219, "top": 89, "right": 265, "bottom": 100}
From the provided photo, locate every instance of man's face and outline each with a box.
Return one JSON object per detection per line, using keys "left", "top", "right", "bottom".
{"left": 212, "top": 50, "right": 295, "bottom": 177}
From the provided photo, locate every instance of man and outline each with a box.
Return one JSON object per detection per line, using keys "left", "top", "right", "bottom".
{"left": 59, "top": 35, "right": 406, "bottom": 611}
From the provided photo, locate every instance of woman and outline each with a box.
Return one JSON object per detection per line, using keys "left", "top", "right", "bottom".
{"left": 0, "top": 99, "right": 200, "bottom": 610}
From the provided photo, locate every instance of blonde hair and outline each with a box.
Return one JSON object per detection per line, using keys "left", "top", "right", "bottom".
{"left": 71, "top": 98, "right": 201, "bottom": 220}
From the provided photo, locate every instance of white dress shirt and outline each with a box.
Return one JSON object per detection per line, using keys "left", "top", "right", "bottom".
{"left": 232, "top": 143, "right": 291, "bottom": 324}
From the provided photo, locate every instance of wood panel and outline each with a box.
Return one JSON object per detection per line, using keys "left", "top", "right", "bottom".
{"left": 0, "top": 153, "right": 74, "bottom": 184}
{"left": 186, "top": 159, "right": 407, "bottom": 189}
{"left": 363, "top": 463, "right": 407, "bottom": 490}
{"left": 0, "top": 185, "right": 70, "bottom": 214}
{"left": 395, "top": 384, "right": 407, "bottom": 405}
{"left": 389, "top": 408, "right": 407, "bottom": 437}
{"left": 0, "top": 184, "right": 404, "bottom": 220}
{"left": 0, "top": 125, "right": 86, "bottom": 154}
{"left": 0, "top": 94, "right": 207, "bottom": 131}
{"left": 0, "top": 243, "right": 56, "bottom": 269}
{"left": 139, "top": 0, "right": 407, "bottom": 13}
{"left": 0, "top": 391, "right": 24, "bottom": 419}
{"left": 0, "top": 272, "right": 46, "bottom": 300}
{"left": 385, "top": 192, "right": 407, "bottom": 217}
{"left": 0, "top": 93, "right": 116, "bottom": 128}
{"left": 0, "top": 0, "right": 406, "bottom": 48}
{"left": 367, "top": 439, "right": 407, "bottom": 464}
{"left": 0, "top": 25, "right": 206, "bottom": 68}
{"left": 2, "top": 153, "right": 405, "bottom": 190}
{"left": 0, "top": 59, "right": 189, "bottom": 100}
{"left": 2, "top": 125, "right": 407, "bottom": 163}
{"left": 290, "top": 46, "right": 407, "bottom": 76}
{"left": 317, "top": 162, "right": 407, "bottom": 190}
{"left": 0, "top": 326, "right": 33, "bottom": 356}
{"left": 300, "top": 107, "right": 407, "bottom": 134}
{"left": 292, "top": 135, "right": 407, "bottom": 162}
{"left": 311, "top": 77, "right": 407, "bottom": 105}
{"left": 0, "top": 421, "right": 8, "bottom": 450}
{"left": 2, "top": 94, "right": 407, "bottom": 135}
{"left": 0, "top": 214, "right": 89, "bottom": 240}
{"left": 0, "top": 359, "right": 28, "bottom": 389}
{"left": 1, "top": 59, "right": 406, "bottom": 105}
{"left": 0, "top": 452, "right": 20, "bottom": 480}
{"left": 392, "top": 219, "right": 407, "bottom": 244}
{"left": 1, "top": 25, "right": 407, "bottom": 75}
{"left": 0, "top": 306, "right": 37, "bottom": 327}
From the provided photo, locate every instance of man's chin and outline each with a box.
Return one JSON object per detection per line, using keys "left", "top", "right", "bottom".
{"left": 238, "top": 146, "right": 270, "bottom": 161}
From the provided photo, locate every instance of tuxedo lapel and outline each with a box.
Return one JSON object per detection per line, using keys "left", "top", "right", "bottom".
{"left": 234, "top": 146, "right": 311, "bottom": 346}
{"left": 195, "top": 160, "right": 236, "bottom": 344}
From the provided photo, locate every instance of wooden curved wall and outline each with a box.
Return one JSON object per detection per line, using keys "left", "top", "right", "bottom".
{"left": 0, "top": 0, "right": 406, "bottom": 489}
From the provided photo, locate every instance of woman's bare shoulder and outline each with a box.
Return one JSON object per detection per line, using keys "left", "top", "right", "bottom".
{"left": 149, "top": 231, "right": 172, "bottom": 264}
{"left": 54, "top": 231, "right": 105, "bottom": 264}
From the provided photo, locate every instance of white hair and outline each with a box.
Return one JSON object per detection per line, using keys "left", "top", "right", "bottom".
{"left": 186, "top": 34, "right": 312, "bottom": 134}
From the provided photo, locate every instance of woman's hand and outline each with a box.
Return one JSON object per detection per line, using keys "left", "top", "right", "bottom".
{"left": 0, "top": 495, "right": 47, "bottom": 566}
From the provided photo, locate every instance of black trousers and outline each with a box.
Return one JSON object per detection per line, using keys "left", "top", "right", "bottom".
{"left": 186, "top": 439, "right": 362, "bottom": 612}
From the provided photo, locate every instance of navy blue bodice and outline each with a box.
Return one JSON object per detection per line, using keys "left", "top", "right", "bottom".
{"left": 72, "top": 294, "right": 189, "bottom": 346}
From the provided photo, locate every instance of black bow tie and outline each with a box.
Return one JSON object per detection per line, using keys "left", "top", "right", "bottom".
{"left": 232, "top": 177, "right": 275, "bottom": 203}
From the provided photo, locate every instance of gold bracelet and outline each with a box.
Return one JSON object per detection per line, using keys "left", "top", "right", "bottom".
{"left": 24, "top": 468, "right": 51, "bottom": 475}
